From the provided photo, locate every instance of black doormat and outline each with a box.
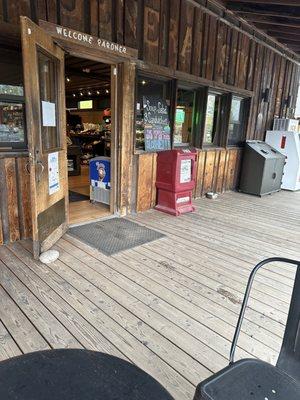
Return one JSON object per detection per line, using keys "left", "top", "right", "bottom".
{"left": 69, "top": 191, "right": 90, "bottom": 202}
{"left": 68, "top": 218, "right": 165, "bottom": 255}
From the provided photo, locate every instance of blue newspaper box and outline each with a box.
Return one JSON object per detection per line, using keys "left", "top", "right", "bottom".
{"left": 89, "top": 157, "right": 111, "bottom": 205}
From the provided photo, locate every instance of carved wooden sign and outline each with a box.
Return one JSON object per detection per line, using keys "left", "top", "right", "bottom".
{"left": 39, "top": 20, "right": 138, "bottom": 60}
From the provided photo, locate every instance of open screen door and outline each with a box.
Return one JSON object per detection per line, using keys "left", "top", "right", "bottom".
{"left": 21, "top": 17, "right": 68, "bottom": 259}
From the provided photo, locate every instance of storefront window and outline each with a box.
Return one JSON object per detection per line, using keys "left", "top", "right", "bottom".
{"left": 135, "top": 75, "right": 171, "bottom": 152}
{"left": 228, "top": 96, "right": 246, "bottom": 146}
{"left": 174, "top": 89, "right": 195, "bottom": 147}
{"left": 0, "top": 48, "right": 26, "bottom": 150}
{"left": 203, "top": 93, "right": 221, "bottom": 146}
{"left": 38, "top": 51, "right": 60, "bottom": 152}
{"left": 0, "top": 102, "right": 25, "bottom": 144}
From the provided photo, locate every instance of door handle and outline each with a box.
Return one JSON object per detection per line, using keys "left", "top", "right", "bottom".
{"left": 25, "top": 160, "right": 31, "bottom": 174}
{"left": 36, "top": 160, "right": 45, "bottom": 182}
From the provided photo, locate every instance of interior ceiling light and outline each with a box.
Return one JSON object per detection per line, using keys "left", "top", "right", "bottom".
{"left": 105, "top": 89, "right": 109, "bottom": 94}
{"left": 96, "top": 90, "right": 100, "bottom": 95}
{"left": 141, "top": 80, "right": 146, "bottom": 85}
{"left": 79, "top": 92, "right": 83, "bottom": 96}
{"left": 82, "top": 68, "right": 90, "bottom": 73}
{"left": 88, "top": 91, "right": 91, "bottom": 95}
{"left": 72, "top": 93, "right": 76, "bottom": 97}
{"left": 66, "top": 77, "right": 70, "bottom": 82}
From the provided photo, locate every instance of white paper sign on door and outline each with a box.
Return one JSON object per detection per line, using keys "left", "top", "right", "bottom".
{"left": 48, "top": 152, "right": 60, "bottom": 195}
{"left": 180, "top": 159, "right": 192, "bottom": 183}
{"left": 42, "top": 101, "right": 56, "bottom": 127}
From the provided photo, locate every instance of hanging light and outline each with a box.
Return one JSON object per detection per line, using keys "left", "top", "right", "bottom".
{"left": 79, "top": 92, "right": 83, "bottom": 96}
{"left": 88, "top": 91, "right": 91, "bottom": 95}
{"left": 72, "top": 93, "right": 76, "bottom": 97}
{"left": 66, "top": 77, "right": 70, "bottom": 82}
{"left": 141, "top": 80, "right": 146, "bottom": 85}
{"left": 105, "top": 89, "right": 109, "bottom": 94}
{"left": 96, "top": 90, "right": 100, "bottom": 95}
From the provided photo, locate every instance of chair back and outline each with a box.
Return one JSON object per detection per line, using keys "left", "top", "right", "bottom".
{"left": 277, "top": 266, "right": 300, "bottom": 382}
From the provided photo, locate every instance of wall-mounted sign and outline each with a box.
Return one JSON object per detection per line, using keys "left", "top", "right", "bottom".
{"left": 48, "top": 152, "right": 60, "bottom": 195}
{"left": 39, "top": 20, "right": 138, "bottom": 60}
{"left": 78, "top": 100, "right": 93, "bottom": 110}
{"left": 143, "top": 96, "right": 171, "bottom": 152}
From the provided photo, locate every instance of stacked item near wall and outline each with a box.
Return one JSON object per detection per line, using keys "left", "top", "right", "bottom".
{"left": 266, "top": 119, "right": 300, "bottom": 191}
{"left": 239, "top": 140, "right": 286, "bottom": 196}
{"left": 90, "top": 156, "right": 111, "bottom": 205}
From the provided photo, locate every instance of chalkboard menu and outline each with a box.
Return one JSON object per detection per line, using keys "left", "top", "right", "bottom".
{"left": 143, "top": 96, "right": 171, "bottom": 152}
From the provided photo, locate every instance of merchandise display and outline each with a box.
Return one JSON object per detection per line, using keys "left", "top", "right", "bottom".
{"left": 65, "top": 55, "right": 113, "bottom": 218}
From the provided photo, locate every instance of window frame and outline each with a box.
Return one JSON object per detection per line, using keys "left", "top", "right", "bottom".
{"left": 226, "top": 95, "right": 251, "bottom": 148}
{"left": 173, "top": 84, "right": 197, "bottom": 148}
{"left": 37, "top": 47, "right": 62, "bottom": 154}
{"left": 201, "top": 90, "right": 231, "bottom": 149}
{"left": 134, "top": 71, "right": 174, "bottom": 154}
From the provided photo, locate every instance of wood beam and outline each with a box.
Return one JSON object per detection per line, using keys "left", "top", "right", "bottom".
{"left": 285, "top": 45, "right": 300, "bottom": 50}
{"left": 273, "top": 35, "right": 300, "bottom": 43}
{"left": 241, "top": 16, "right": 300, "bottom": 29}
{"left": 267, "top": 29, "right": 300, "bottom": 38}
{"left": 235, "top": 11, "right": 300, "bottom": 20}
{"left": 227, "top": 0, "right": 300, "bottom": 5}
{"left": 261, "top": 25, "right": 300, "bottom": 34}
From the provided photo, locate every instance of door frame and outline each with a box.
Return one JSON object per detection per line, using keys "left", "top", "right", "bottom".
{"left": 39, "top": 20, "right": 138, "bottom": 218}
{"left": 66, "top": 59, "right": 118, "bottom": 218}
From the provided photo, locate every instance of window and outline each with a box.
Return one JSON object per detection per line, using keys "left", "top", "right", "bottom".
{"left": 203, "top": 92, "right": 222, "bottom": 146}
{"left": 0, "top": 48, "right": 26, "bottom": 150}
{"left": 38, "top": 51, "right": 60, "bottom": 152}
{"left": 0, "top": 100, "right": 25, "bottom": 145}
{"left": 228, "top": 96, "right": 246, "bottom": 146}
{"left": 135, "top": 75, "right": 171, "bottom": 151}
{"left": 174, "top": 88, "right": 195, "bottom": 147}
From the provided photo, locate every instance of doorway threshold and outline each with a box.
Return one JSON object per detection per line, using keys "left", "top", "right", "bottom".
{"left": 69, "top": 212, "right": 118, "bottom": 228}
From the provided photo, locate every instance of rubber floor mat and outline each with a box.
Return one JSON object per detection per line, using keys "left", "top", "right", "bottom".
{"left": 69, "top": 191, "right": 90, "bottom": 202}
{"left": 68, "top": 218, "right": 165, "bottom": 255}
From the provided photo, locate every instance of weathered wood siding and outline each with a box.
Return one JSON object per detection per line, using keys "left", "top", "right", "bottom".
{"left": 0, "top": 156, "right": 32, "bottom": 245}
{"left": 136, "top": 148, "right": 242, "bottom": 212}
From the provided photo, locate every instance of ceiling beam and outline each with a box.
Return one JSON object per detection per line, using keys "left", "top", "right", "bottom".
{"left": 227, "top": 0, "right": 300, "bottom": 5}
{"left": 271, "top": 34, "right": 300, "bottom": 43}
{"left": 267, "top": 29, "right": 300, "bottom": 37}
{"left": 239, "top": 16, "right": 300, "bottom": 28}
{"left": 235, "top": 11, "right": 300, "bottom": 20}
{"left": 261, "top": 24, "right": 300, "bottom": 34}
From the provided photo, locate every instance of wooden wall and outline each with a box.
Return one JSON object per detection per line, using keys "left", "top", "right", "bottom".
{"left": 136, "top": 148, "right": 242, "bottom": 212}
{"left": 0, "top": 156, "right": 31, "bottom": 245}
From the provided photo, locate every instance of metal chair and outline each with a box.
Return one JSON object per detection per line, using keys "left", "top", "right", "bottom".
{"left": 194, "top": 257, "right": 300, "bottom": 400}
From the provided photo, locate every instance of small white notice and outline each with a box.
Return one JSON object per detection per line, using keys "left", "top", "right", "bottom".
{"left": 48, "top": 152, "right": 59, "bottom": 195}
{"left": 176, "top": 196, "right": 190, "bottom": 204}
{"left": 42, "top": 101, "right": 56, "bottom": 127}
{"left": 180, "top": 159, "right": 192, "bottom": 183}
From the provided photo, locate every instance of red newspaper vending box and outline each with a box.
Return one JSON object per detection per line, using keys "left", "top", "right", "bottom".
{"left": 155, "top": 148, "right": 197, "bottom": 216}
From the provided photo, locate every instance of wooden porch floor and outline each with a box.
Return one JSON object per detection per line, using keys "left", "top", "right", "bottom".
{"left": 0, "top": 191, "right": 299, "bottom": 399}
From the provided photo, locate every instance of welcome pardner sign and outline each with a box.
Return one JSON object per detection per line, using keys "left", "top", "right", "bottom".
{"left": 39, "top": 20, "right": 138, "bottom": 59}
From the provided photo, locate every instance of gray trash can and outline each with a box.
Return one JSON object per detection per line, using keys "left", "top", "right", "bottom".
{"left": 239, "top": 140, "right": 286, "bottom": 196}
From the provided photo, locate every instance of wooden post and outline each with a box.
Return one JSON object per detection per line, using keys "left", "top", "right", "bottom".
{"left": 118, "top": 61, "right": 136, "bottom": 215}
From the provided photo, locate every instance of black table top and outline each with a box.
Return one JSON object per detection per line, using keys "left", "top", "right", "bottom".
{"left": 0, "top": 349, "right": 174, "bottom": 400}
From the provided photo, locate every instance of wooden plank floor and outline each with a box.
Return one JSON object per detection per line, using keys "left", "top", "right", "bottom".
{"left": 0, "top": 190, "right": 299, "bottom": 399}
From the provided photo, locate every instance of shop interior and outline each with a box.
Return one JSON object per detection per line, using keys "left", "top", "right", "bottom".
{"left": 65, "top": 55, "right": 113, "bottom": 224}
